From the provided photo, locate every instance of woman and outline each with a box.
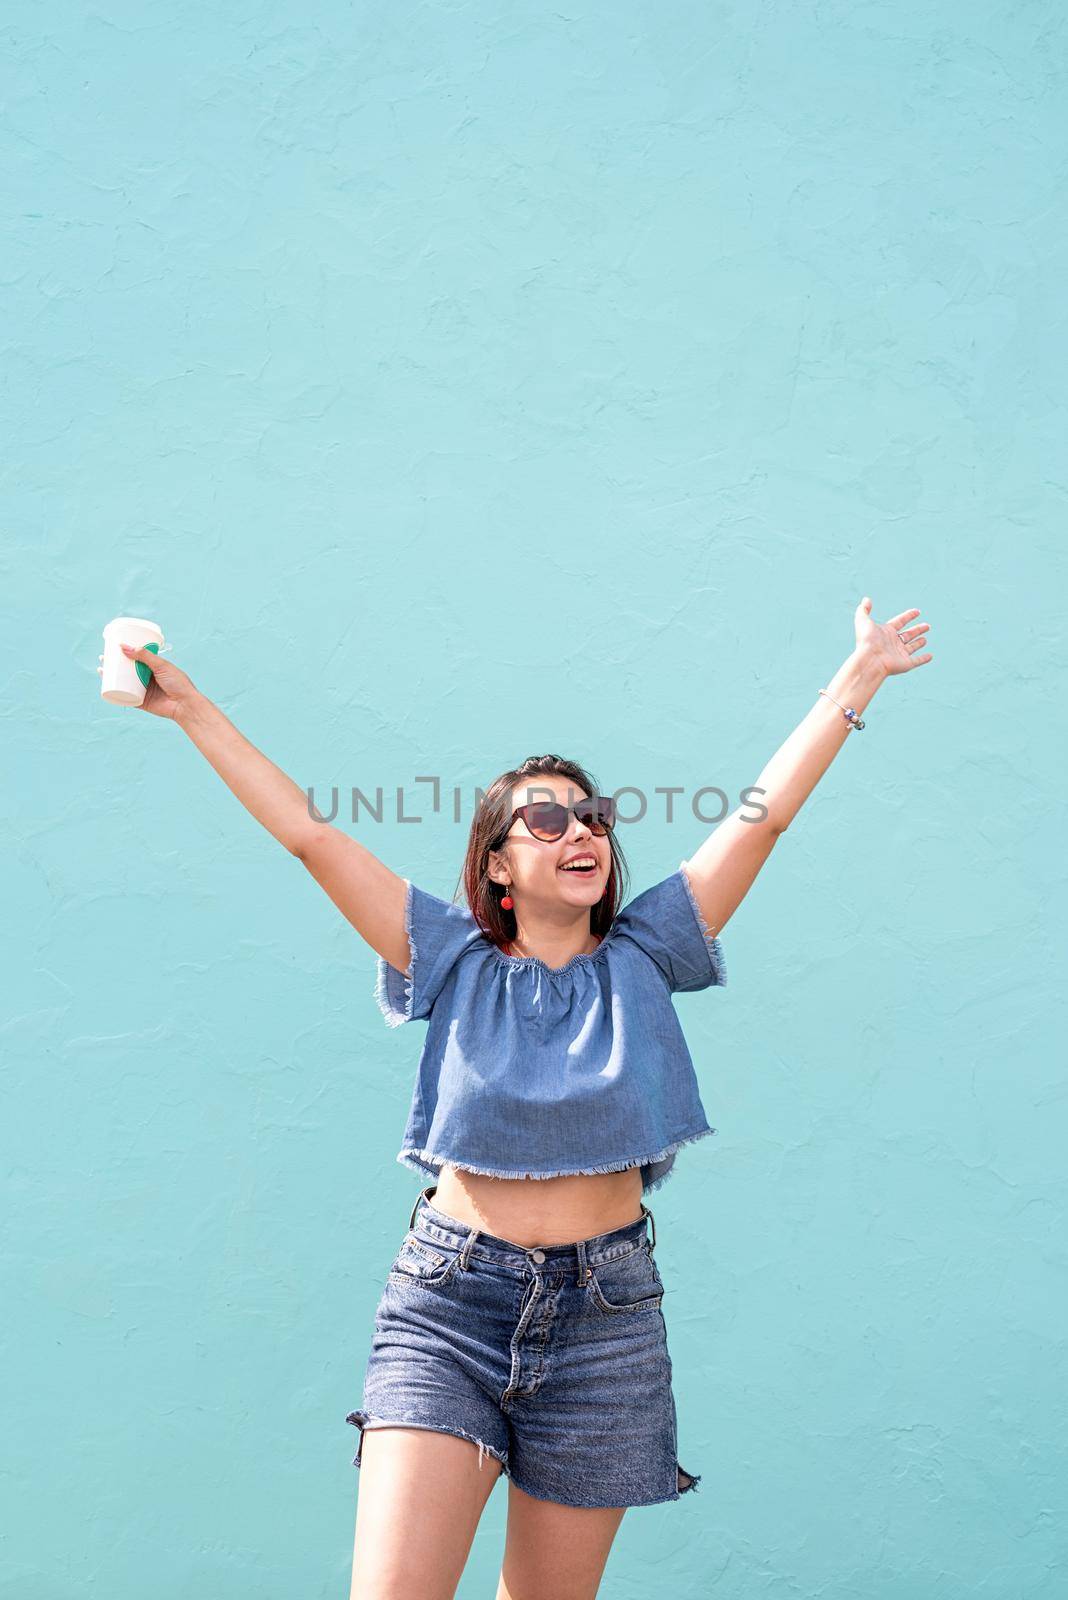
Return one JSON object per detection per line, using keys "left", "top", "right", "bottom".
{"left": 118, "top": 596, "right": 931, "bottom": 1600}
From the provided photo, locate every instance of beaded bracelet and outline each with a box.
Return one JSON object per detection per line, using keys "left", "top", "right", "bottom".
{"left": 818, "top": 688, "right": 865, "bottom": 730}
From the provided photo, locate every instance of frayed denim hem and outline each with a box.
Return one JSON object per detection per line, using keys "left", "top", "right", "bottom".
{"left": 373, "top": 878, "right": 417, "bottom": 1027}
{"left": 345, "top": 1409, "right": 509, "bottom": 1476}
{"left": 395, "top": 1125, "right": 718, "bottom": 1189}
{"left": 677, "top": 860, "right": 727, "bottom": 987}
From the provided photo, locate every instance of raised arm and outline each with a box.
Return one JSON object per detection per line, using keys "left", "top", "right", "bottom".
{"left": 294, "top": 827, "right": 411, "bottom": 974}
{"left": 116, "top": 640, "right": 414, "bottom": 978}
{"left": 176, "top": 698, "right": 411, "bottom": 974}
{"left": 681, "top": 597, "right": 933, "bottom": 938}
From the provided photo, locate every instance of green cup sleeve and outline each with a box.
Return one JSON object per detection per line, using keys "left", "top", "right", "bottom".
{"left": 136, "top": 642, "right": 161, "bottom": 688}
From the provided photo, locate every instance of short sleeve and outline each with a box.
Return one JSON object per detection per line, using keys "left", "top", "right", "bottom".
{"left": 374, "top": 880, "right": 484, "bottom": 1027}
{"left": 611, "top": 862, "right": 727, "bottom": 994}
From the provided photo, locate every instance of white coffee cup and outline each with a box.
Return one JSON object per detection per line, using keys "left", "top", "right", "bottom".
{"left": 99, "top": 616, "right": 167, "bottom": 705}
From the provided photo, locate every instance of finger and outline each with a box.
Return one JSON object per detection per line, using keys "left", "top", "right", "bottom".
{"left": 909, "top": 652, "right": 933, "bottom": 667}
{"left": 121, "top": 642, "right": 160, "bottom": 666}
{"left": 857, "top": 596, "right": 873, "bottom": 613}
{"left": 899, "top": 623, "right": 930, "bottom": 642}
{"left": 888, "top": 607, "right": 921, "bottom": 631}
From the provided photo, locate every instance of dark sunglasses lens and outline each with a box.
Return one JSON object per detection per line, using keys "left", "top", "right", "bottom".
{"left": 576, "top": 797, "right": 615, "bottom": 833}
{"left": 528, "top": 802, "right": 569, "bottom": 840}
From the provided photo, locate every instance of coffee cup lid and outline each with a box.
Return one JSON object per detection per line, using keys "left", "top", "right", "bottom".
{"left": 103, "top": 616, "right": 163, "bottom": 638}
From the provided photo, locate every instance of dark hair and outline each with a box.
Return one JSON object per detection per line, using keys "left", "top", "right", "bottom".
{"left": 456, "top": 754, "right": 630, "bottom": 950}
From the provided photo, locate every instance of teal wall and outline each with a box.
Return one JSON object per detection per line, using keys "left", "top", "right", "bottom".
{"left": 4, "top": 2, "right": 1065, "bottom": 1595}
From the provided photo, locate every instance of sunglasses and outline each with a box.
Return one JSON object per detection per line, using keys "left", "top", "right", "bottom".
{"left": 494, "top": 795, "right": 616, "bottom": 847}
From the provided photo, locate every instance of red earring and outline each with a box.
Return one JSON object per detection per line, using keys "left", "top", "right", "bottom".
{"left": 500, "top": 889, "right": 514, "bottom": 910}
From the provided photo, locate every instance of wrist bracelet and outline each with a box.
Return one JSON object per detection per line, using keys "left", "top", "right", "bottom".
{"left": 818, "top": 688, "right": 865, "bottom": 730}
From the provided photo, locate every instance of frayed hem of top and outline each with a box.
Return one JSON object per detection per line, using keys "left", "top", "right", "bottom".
{"left": 395, "top": 1125, "right": 718, "bottom": 1186}
{"left": 373, "top": 878, "right": 417, "bottom": 1027}
{"left": 677, "top": 861, "right": 727, "bottom": 986}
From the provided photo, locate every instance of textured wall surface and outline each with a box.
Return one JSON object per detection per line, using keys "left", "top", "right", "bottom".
{"left": 3, "top": 2, "right": 1065, "bottom": 1596}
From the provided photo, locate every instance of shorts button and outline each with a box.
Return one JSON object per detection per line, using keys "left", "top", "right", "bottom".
{"left": 530, "top": 1249, "right": 546, "bottom": 1263}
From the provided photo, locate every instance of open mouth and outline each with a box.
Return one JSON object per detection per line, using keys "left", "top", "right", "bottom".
{"left": 558, "top": 860, "right": 597, "bottom": 875}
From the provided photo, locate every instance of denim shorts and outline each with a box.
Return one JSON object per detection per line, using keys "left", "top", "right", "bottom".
{"left": 345, "top": 1184, "right": 702, "bottom": 1508}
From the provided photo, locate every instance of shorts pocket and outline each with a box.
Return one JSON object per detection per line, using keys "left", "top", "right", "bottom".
{"left": 587, "top": 1243, "right": 665, "bottom": 1314}
{"left": 387, "top": 1231, "right": 461, "bottom": 1288}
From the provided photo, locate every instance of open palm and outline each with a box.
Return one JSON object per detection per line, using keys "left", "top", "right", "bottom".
{"left": 854, "top": 597, "right": 933, "bottom": 677}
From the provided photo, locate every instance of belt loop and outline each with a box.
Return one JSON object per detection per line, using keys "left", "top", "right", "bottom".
{"left": 459, "top": 1228, "right": 478, "bottom": 1271}
{"left": 409, "top": 1185, "right": 432, "bottom": 1231}
{"left": 575, "top": 1238, "right": 589, "bottom": 1287}
{"left": 643, "top": 1203, "right": 656, "bottom": 1255}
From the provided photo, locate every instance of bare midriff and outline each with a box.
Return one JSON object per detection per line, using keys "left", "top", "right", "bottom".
{"left": 430, "top": 1164, "right": 646, "bottom": 1248}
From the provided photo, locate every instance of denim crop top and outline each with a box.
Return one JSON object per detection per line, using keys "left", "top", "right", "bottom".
{"left": 373, "top": 862, "right": 728, "bottom": 1194}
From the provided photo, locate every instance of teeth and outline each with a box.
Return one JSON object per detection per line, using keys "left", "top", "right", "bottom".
{"left": 561, "top": 859, "right": 596, "bottom": 870}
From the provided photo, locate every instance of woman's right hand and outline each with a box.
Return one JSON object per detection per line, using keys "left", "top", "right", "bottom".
{"left": 111, "top": 642, "right": 201, "bottom": 722}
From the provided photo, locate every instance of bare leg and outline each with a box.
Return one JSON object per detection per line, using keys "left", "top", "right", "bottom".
{"left": 495, "top": 1478, "right": 627, "bottom": 1600}
{"left": 348, "top": 1424, "right": 504, "bottom": 1600}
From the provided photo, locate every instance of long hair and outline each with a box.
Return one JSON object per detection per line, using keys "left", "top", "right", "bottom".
{"left": 456, "top": 754, "right": 630, "bottom": 951}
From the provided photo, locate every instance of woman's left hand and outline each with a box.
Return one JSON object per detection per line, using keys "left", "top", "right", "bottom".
{"left": 854, "top": 596, "right": 933, "bottom": 677}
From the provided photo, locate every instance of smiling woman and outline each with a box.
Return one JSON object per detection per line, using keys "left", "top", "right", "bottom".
{"left": 123, "top": 593, "right": 930, "bottom": 1594}
{"left": 332, "top": 602, "right": 931, "bottom": 1590}
{"left": 367, "top": 753, "right": 728, "bottom": 1208}
{"left": 336, "top": 751, "right": 730, "bottom": 1555}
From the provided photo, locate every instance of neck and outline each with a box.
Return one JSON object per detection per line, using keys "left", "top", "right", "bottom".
{"left": 505, "top": 930, "right": 602, "bottom": 960}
